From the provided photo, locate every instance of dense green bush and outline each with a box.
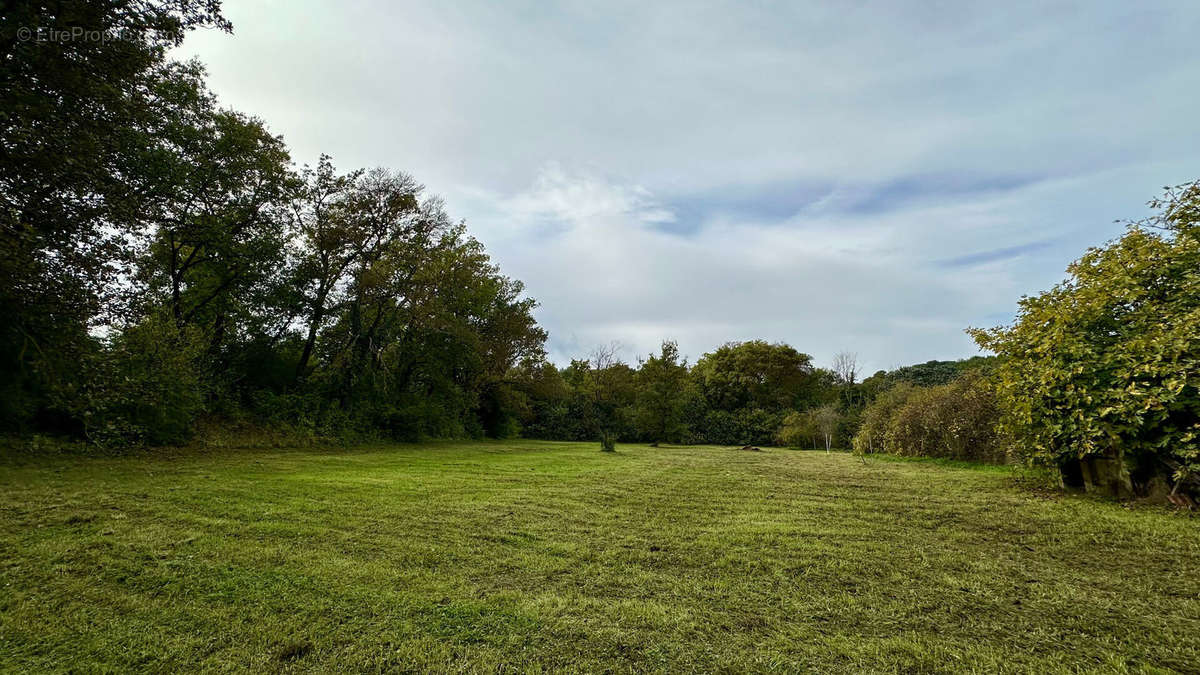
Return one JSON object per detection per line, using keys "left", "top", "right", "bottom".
{"left": 776, "top": 411, "right": 809, "bottom": 448}
{"left": 71, "top": 315, "right": 208, "bottom": 447}
{"left": 777, "top": 405, "right": 841, "bottom": 450}
{"left": 853, "top": 375, "right": 1009, "bottom": 463}
{"left": 972, "top": 182, "right": 1200, "bottom": 495}
{"left": 852, "top": 383, "right": 917, "bottom": 455}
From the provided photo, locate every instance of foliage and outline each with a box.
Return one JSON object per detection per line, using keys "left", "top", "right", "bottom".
{"left": 0, "top": 5, "right": 548, "bottom": 446}
{"left": 776, "top": 411, "right": 812, "bottom": 448}
{"left": 853, "top": 375, "right": 1009, "bottom": 463}
{"left": 507, "top": 342, "right": 988, "bottom": 449}
{"left": 859, "top": 357, "right": 995, "bottom": 393}
{"left": 578, "top": 345, "right": 637, "bottom": 451}
{"left": 688, "top": 341, "right": 816, "bottom": 444}
{"left": 692, "top": 341, "right": 814, "bottom": 412}
{"left": 852, "top": 382, "right": 917, "bottom": 455}
{"left": 74, "top": 314, "right": 208, "bottom": 447}
{"left": 633, "top": 341, "right": 690, "bottom": 443}
{"left": 1, "top": 1, "right": 229, "bottom": 432}
{"left": 971, "top": 182, "right": 1200, "bottom": 490}
{"left": 777, "top": 405, "right": 841, "bottom": 451}
{"left": 810, "top": 404, "right": 841, "bottom": 452}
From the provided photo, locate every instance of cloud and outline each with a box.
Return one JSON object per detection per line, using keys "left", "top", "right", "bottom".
{"left": 501, "top": 162, "right": 675, "bottom": 230}
{"left": 479, "top": 164, "right": 1005, "bottom": 369}
{"left": 938, "top": 240, "right": 1057, "bottom": 269}
{"left": 177, "top": 0, "right": 1200, "bottom": 371}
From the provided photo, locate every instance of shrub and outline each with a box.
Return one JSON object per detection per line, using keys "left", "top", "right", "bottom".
{"left": 853, "top": 383, "right": 917, "bottom": 455}
{"left": 855, "top": 375, "right": 1009, "bottom": 463}
{"left": 971, "top": 182, "right": 1200, "bottom": 495}
{"left": 777, "top": 405, "right": 842, "bottom": 450}
{"left": 776, "top": 411, "right": 813, "bottom": 448}
{"left": 74, "top": 315, "right": 208, "bottom": 447}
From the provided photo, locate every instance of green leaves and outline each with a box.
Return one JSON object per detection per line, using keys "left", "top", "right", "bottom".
{"left": 633, "top": 341, "right": 691, "bottom": 443}
{"left": 853, "top": 375, "right": 1008, "bottom": 462}
{"left": 972, "top": 181, "right": 1200, "bottom": 484}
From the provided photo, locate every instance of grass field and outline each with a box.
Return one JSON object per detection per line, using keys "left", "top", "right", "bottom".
{"left": 1, "top": 441, "right": 1198, "bottom": 673}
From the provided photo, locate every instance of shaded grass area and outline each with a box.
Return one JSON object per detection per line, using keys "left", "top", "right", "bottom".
{"left": 1, "top": 441, "right": 1197, "bottom": 672}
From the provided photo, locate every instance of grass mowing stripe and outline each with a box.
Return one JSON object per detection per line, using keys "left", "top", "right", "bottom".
{"left": 1, "top": 441, "right": 1197, "bottom": 672}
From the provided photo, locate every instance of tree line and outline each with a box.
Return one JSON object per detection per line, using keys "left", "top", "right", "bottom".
{"left": 2, "top": 1, "right": 545, "bottom": 445}
{"left": 0, "top": 0, "right": 959, "bottom": 452}
{"left": 501, "top": 339, "right": 990, "bottom": 451}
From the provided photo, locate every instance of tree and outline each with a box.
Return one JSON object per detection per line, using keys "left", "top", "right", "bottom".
{"left": 140, "top": 107, "right": 295, "bottom": 354}
{"left": 777, "top": 404, "right": 839, "bottom": 451}
{"left": 811, "top": 404, "right": 840, "bottom": 453}
{"left": 861, "top": 358, "right": 994, "bottom": 391}
{"left": 1, "top": 1, "right": 231, "bottom": 432}
{"left": 832, "top": 352, "right": 859, "bottom": 386}
{"left": 306, "top": 196, "right": 544, "bottom": 438}
{"left": 853, "top": 382, "right": 917, "bottom": 455}
{"left": 971, "top": 181, "right": 1200, "bottom": 498}
{"left": 0, "top": 0, "right": 556, "bottom": 447}
{"left": 634, "top": 341, "right": 690, "bottom": 444}
{"left": 690, "top": 340, "right": 815, "bottom": 444}
{"left": 832, "top": 350, "right": 862, "bottom": 416}
{"left": 692, "top": 341, "right": 814, "bottom": 412}
{"left": 289, "top": 156, "right": 363, "bottom": 381}
{"left": 585, "top": 343, "right": 635, "bottom": 451}
{"left": 776, "top": 410, "right": 816, "bottom": 448}
{"left": 507, "top": 359, "right": 571, "bottom": 439}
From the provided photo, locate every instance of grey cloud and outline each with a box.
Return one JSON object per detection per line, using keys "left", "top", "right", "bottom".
{"left": 178, "top": 0, "right": 1200, "bottom": 371}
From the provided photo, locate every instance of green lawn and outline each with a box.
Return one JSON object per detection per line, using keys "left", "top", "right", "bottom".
{"left": 1, "top": 441, "right": 1197, "bottom": 673}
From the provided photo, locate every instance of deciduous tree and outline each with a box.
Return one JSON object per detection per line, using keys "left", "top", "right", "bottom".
{"left": 971, "top": 181, "right": 1200, "bottom": 497}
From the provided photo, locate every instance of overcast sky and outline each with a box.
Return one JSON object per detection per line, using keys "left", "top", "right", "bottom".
{"left": 179, "top": 0, "right": 1200, "bottom": 373}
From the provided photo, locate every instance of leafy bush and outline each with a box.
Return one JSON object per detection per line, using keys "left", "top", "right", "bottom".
{"left": 852, "top": 383, "right": 917, "bottom": 455}
{"left": 776, "top": 411, "right": 813, "bottom": 448}
{"left": 854, "top": 375, "right": 1009, "bottom": 463}
{"left": 73, "top": 315, "right": 208, "bottom": 447}
{"left": 738, "top": 408, "right": 783, "bottom": 447}
{"left": 971, "top": 182, "right": 1200, "bottom": 494}
{"left": 777, "top": 405, "right": 841, "bottom": 450}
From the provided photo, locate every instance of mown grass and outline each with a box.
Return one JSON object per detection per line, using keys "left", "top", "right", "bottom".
{"left": 1, "top": 441, "right": 1197, "bottom": 673}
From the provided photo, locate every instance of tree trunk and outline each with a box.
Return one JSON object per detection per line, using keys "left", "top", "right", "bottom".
{"left": 208, "top": 312, "right": 226, "bottom": 355}
{"left": 1076, "top": 447, "right": 1133, "bottom": 499}
{"left": 170, "top": 240, "right": 183, "bottom": 328}
{"left": 295, "top": 284, "right": 328, "bottom": 381}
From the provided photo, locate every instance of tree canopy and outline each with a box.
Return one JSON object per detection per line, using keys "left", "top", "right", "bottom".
{"left": 0, "top": 1, "right": 546, "bottom": 445}
{"left": 971, "top": 182, "right": 1200, "bottom": 492}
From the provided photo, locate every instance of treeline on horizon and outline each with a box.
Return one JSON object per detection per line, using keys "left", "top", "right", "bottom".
{"left": 507, "top": 340, "right": 1002, "bottom": 447}
{"left": 3, "top": 2, "right": 1198, "bottom": 501}
{"left": 0, "top": 0, "right": 897, "bottom": 450}
{"left": 2, "top": 0, "right": 549, "bottom": 447}
{"left": 0, "top": 0, "right": 966, "bottom": 453}
{"left": 509, "top": 342, "right": 996, "bottom": 453}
